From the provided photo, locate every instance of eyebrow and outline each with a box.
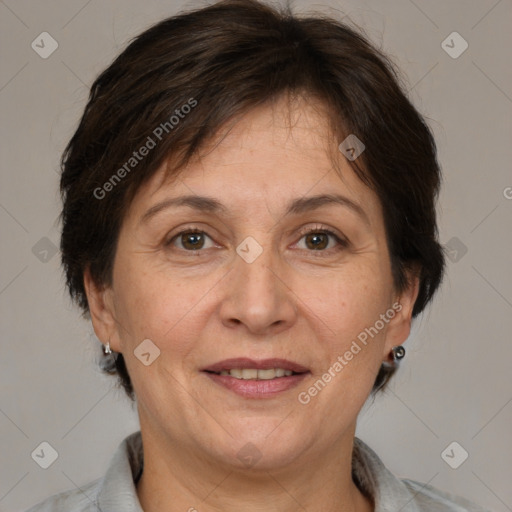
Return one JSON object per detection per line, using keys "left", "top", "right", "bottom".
{"left": 139, "top": 193, "right": 370, "bottom": 226}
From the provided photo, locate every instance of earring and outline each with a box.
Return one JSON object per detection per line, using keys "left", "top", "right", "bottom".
{"left": 103, "top": 341, "right": 112, "bottom": 355}
{"left": 391, "top": 345, "right": 405, "bottom": 361}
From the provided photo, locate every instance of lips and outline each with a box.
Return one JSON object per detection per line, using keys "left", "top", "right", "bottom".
{"left": 201, "top": 358, "right": 310, "bottom": 398}
{"left": 202, "top": 357, "right": 310, "bottom": 374}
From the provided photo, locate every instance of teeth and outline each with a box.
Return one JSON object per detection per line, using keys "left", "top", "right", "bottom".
{"left": 218, "top": 368, "right": 295, "bottom": 379}
{"left": 242, "top": 369, "right": 258, "bottom": 379}
{"left": 257, "top": 369, "right": 276, "bottom": 380}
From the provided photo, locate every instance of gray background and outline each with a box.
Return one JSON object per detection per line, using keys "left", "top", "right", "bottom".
{"left": 0, "top": 0, "right": 511, "bottom": 511}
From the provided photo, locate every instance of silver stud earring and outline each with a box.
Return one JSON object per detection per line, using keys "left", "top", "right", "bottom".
{"left": 103, "top": 341, "right": 112, "bottom": 355}
{"left": 391, "top": 345, "right": 405, "bottom": 361}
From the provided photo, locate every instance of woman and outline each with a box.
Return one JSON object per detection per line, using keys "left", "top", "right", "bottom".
{"left": 27, "top": 0, "right": 490, "bottom": 510}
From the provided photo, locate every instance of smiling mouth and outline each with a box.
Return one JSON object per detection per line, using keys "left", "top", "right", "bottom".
{"left": 205, "top": 368, "right": 301, "bottom": 380}
{"left": 202, "top": 359, "right": 310, "bottom": 398}
{"left": 202, "top": 358, "right": 310, "bottom": 379}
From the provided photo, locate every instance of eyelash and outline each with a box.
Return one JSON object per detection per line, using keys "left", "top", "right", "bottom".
{"left": 165, "top": 224, "right": 348, "bottom": 255}
{"left": 296, "top": 225, "right": 349, "bottom": 253}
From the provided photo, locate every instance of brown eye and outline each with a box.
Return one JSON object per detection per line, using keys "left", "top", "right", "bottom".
{"left": 296, "top": 227, "right": 347, "bottom": 253}
{"left": 181, "top": 232, "right": 205, "bottom": 250}
{"left": 167, "top": 230, "right": 215, "bottom": 251}
{"left": 305, "top": 233, "right": 329, "bottom": 250}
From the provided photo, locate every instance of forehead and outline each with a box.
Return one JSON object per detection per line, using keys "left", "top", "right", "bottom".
{"left": 126, "top": 96, "right": 379, "bottom": 222}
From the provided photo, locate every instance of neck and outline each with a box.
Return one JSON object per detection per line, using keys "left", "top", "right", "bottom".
{"left": 135, "top": 425, "right": 374, "bottom": 512}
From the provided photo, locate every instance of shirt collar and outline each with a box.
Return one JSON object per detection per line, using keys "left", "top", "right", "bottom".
{"left": 96, "top": 431, "right": 144, "bottom": 512}
{"left": 352, "top": 437, "right": 421, "bottom": 511}
{"left": 96, "top": 431, "right": 420, "bottom": 512}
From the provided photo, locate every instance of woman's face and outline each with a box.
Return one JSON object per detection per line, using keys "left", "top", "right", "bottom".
{"left": 87, "top": 96, "right": 416, "bottom": 470}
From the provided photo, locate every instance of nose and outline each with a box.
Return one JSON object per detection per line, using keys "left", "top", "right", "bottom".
{"left": 219, "top": 244, "right": 298, "bottom": 336}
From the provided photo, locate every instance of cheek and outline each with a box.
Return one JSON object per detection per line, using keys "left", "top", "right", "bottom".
{"left": 301, "top": 269, "right": 392, "bottom": 410}
{"left": 306, "top": 262, "right": 392, "bottom": 342}
{"left": 112, "top": 257, "right": 214, "bottom": 359}
{"left": 298, "top": 262, "right": 394, "bottom": 401}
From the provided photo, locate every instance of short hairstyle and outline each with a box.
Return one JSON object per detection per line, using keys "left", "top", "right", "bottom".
{"left": 59, "top": 0, "right": 445, "bottom": 401}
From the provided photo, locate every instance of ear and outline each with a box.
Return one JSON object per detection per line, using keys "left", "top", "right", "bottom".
{"left": 83, "top": 266, "right": 122, "bottom": 352}
{"left": 382, "top": 267, "right": 420, "bottom": 361}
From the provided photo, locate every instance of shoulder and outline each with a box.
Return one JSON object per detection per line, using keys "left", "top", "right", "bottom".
{"left": 352, "top": 437, "right": 490, "bottom": 512}
{"left": 24, "top": 431, "right": 143, "bottom": 512}
{"left": 401, "top": 478, "right": 492, "bottom": 512}
{"left": 24, "top": 478, "right": 102, "bottom": 512}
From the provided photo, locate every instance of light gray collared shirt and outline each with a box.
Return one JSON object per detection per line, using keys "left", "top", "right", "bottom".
{"left": 26, "top": 431, "right": 490, "bottom": 512}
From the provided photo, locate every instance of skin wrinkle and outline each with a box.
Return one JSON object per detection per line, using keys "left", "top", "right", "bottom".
{"left": 84, "top": 96, "right": 419, "bottom": 512}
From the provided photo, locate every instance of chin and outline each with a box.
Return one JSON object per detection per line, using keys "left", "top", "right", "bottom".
{"left": 202, "top": 419, "right": 313, "bottom": 472}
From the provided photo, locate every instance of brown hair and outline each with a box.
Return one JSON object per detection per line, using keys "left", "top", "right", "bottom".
{"left": 59, "top": 0, "right": 445, "bottom": 401}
